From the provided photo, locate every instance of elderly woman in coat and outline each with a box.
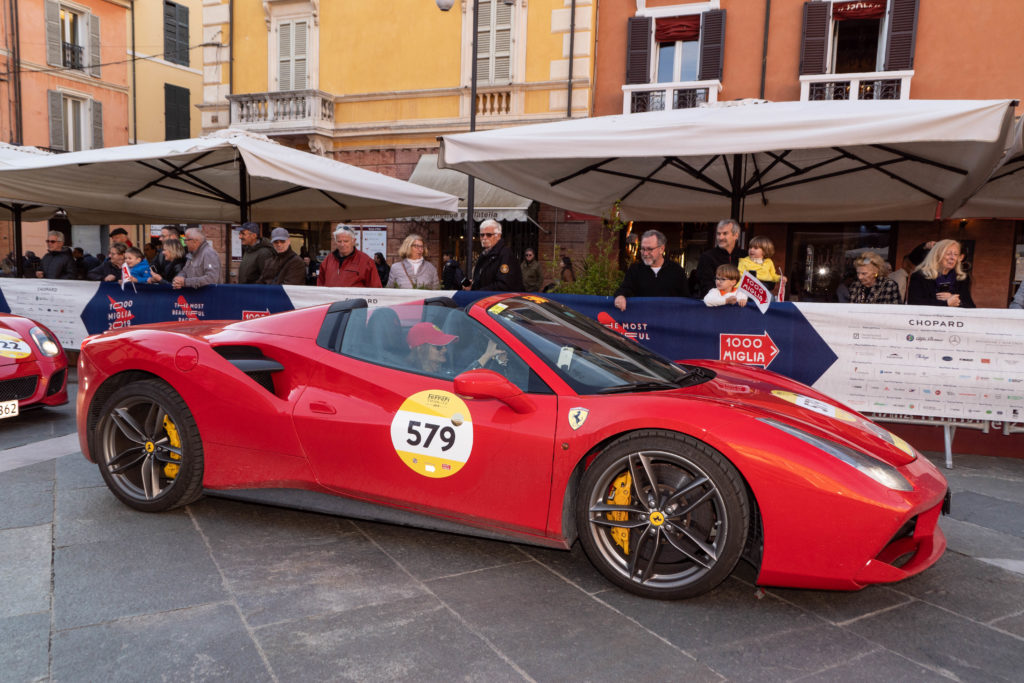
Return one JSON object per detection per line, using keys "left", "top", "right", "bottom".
{"left": 387, "top": 233, "right": 439, "bottom": 289}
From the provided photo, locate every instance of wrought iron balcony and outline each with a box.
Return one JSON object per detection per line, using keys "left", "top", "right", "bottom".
{"left": 227, "top": 90, "right": 335, "bottom": 135}
{"left": 800, "top": 71, "right": 913, "bottom": 101}
{"left": 62, "top": 42, "right": 84, "bottom": 71}
{"left": 622, "top": 80, "right": 722, "bottom": 114}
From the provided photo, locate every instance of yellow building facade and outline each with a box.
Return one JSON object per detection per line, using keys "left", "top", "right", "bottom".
{"left": 130, "top": 0, "right": 204, "bottom": 143}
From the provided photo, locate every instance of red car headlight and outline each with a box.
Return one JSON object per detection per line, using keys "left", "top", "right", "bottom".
{"left": 29, "top": 326, "right": 62, "bottom": 357}
{"left": 758, "top": 417, "right": 914, "bottom": 492}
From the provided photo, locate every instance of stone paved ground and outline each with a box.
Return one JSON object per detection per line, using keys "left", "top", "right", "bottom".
{"left": 2, "top": 379, "right": 1022, "bottom": 681}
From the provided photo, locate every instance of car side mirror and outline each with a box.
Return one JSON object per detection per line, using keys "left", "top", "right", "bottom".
{"left": 454, "top": 369, "right": 534, "bottom": 413}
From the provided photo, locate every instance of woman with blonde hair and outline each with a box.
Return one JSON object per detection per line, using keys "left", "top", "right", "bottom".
{"left": 387, "top": 233, "right": 439, "bottom": 289}
{"left": 907, "top": 239, "right": 975, "bottom": 307}
{"left": 149, "top": 237, "right": 187, "bottom": 284}
{"left": 848, "top": 251, "right": 901, "bottom": 304}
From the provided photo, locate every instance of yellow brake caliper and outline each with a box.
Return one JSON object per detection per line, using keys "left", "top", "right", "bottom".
{"left": 162, "top": 415, "right": 182, "bottom": 479}
{"left": 608, "top": 471, "right": 632, "bottom": 555}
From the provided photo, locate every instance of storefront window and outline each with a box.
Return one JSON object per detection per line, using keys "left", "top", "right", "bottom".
{"left": 788, "top": 224, "right": 893, "bottom": 302}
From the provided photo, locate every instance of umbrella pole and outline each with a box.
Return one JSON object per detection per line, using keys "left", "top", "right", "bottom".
{"left": 13, "top": 204, "right": 24, "bottom": 278}
{"left": 730, "top": 153, "right": 743, "bottom": 222}
{"left": 238, "top": 157, "right": 249, "bottom": 223}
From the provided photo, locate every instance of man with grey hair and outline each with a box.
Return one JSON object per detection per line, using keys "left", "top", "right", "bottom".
{"left": 613, "top": 229, "right": 688, "bottom": 311}
{"left": 468, "top": 219, "right": 522, "bottom": 291}
{"left": 173, "top": 228, "right": 222, "bottom": 289}
{"left": 37, "top": 230, "right": 75, "bottom": 279}
{"left": 695, "top": 218, "right": 746, "bottom": 298}
{"left": 316, "top": 223, "right": 381, "bottom": 287}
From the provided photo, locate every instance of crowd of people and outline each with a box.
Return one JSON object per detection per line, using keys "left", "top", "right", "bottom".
{"left": 3, "top": 218, "right": 1017, "bottom": 310}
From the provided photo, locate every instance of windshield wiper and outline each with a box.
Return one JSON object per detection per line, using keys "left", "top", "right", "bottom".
{"left": 597, "top": 380, "right": 679, "bottom": 394}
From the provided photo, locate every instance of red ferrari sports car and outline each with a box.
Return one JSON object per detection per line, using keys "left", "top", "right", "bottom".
{"left": 76, "top": 294, "right": 949, "bottom": 599}
{"left": 1, "top": 312, "right": 68, "bottom": 419}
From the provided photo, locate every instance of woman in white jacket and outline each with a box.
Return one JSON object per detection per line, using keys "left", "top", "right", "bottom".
{"left": 387, "top": 233, "right": 440, "bottom": 289}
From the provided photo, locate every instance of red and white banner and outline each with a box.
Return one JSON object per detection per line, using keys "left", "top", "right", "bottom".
{"left": 739, "top": 271, "right": 771, "bottom": 314}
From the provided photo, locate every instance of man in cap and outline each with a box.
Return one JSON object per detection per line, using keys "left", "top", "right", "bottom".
{"left": 317, "top": 224, "right": 381, "bottom": 287}
{"left": 258, "top": 228, "right": 306, "bottom": 285}
{"left": 237, "top": 222, "right": 274, "bottom": 284}
{"left": 109, "top": 227, "right": 133, "bottom": 247}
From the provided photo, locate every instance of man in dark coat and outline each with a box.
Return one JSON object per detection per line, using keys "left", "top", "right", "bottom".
{"left": 88, "top": 243, "right": 127, "bottom": 282}
{"left": 258, "top": 228, "right": 307, "bottom": 285}
{"left": 613, "top": 229, "right": 689, "bottom": 311}
{"left": 469, "top": 220, "right": 523, "bottom": 291}
{"left": 441, "top": 251, "right": 465, "bottom": 290}
{"left": 695, "top": 219, "right": 747, "bottom": 298}
{"left": 237, "top": 222, "right": 274, "bottom": 284}
{"left": 37, "top": 231, "right": 75, "bottom": 279}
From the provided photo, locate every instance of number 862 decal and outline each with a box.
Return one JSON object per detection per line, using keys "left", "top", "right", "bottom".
{"left": 390, "top": 390, "right": 474, "bottom": 478}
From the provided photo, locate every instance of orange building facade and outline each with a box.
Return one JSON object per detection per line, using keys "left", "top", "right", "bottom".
{"left": 592, "top": 0, "right": 1024, "bottom": 306}
{"left": 0, "top": 0, "right": 131, "bottom": 266}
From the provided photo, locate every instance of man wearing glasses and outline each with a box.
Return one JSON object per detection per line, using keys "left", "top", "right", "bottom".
{"left": 36, "top": 231, "right": 75, "bottom": 279}
{"left": 173, "top": 228, "right": 223, "bottom": 289}
{"left": 467, "top": 219, "right": 523, "bottom": 291}
{"left": 695, "top": 218, "right": 747, "bottom": 298}
{"left": 613, "top": 229, "right": 689, "bottom": 312}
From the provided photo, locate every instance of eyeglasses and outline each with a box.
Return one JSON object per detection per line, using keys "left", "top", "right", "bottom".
{"left": 480, "top": 232, "right": 497, "bottom": 237}
{"left": 639, "top": 246, "right": 660, "bottom": 253}
{"left": 715, "top": 277, "right": 735, "bottom": 282}
{"left": 411, "top": 243, "right": 424, "bottom": 248}
{"left": 45, "top": 239, "right": 60, "bottom": 243}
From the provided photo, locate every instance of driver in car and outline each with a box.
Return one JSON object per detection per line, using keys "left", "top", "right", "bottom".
{"left": 406, "top": 323, "right": 459, "bottom": 376}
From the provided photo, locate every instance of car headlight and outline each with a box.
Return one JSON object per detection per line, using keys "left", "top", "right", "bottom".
{"left": 759, "top": 418, "right": 913, "bottom": 491}
{"left": 29, "top": 326, "right": 62, "bottom": 357}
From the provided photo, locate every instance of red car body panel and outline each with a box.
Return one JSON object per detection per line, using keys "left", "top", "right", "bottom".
{"left": 76, "top": 295, "right": 948, "bottom": 591}
{"left": 0, "top": 313, "right": 68, "bottom": 410}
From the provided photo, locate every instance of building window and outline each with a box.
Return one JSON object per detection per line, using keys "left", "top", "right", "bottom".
{"left": 48, "top": 91, "right": 101, "bottom": 151}
{"left": 164, "top": 1, "right": 190, "bottom": 66}
{"left": 277, "top": 20, "right": 308, "bottom": 91}
{"left": 165, "top": 84, "right": 190, "bottom": 140}
{"left": 60, "top": 7, "right": 83, "bottom": 70}
{"left": 800, "top": 0, "right": 918, "bottom": 76}
{"left": 476, "top": 0, "right": 513, "bottom": 84}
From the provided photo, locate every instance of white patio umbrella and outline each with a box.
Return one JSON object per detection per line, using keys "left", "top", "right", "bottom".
{"left": 0, "top": 142, "right": 60, "bottom": 276}
{"left": 438, "top": 99, "right": 1017, "bottom": 223}
{"left": 953, "top": 115, "right": 1024, "bottom": 218}
{"left": 0, "top": 129, "right": 459, "bottom": 225}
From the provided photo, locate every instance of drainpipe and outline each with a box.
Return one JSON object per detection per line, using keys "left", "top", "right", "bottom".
{"left": 9, "top": 0, "right": 23, "bottom": 144}
{"left": 759, "top": 0, "right": 771, "bottom": 99}
{"left": 228, "top": 0, "right": 234, "bottom": 123}
{"left": 566, "top": 0, "right": 576, "bottom": 117}
{"left": 130, "top": 0, "right": 136, "bottom": 143}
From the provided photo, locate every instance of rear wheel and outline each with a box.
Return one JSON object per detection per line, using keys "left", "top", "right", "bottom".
{"left": 576, "top": 431, "right": 749, "bottom": 599}
{"left": 94, "top": 379, "right": 204, "bottom": 512}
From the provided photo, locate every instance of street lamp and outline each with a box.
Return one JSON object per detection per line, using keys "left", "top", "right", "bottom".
{"left": 436, "top": 0, "right": 514, "bottom": 280}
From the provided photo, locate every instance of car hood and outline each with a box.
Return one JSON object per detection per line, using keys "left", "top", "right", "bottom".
{"left": 683, "top": 360, "right": 918, "bottom": 467}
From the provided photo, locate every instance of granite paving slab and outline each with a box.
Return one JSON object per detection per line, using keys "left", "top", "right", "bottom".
{"left": 0, "top": 525, "right": 53, "bottom": 619}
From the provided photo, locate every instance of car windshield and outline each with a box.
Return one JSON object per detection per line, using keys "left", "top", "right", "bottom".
{"left": 484, "top": 296, "right": 695, "bottom": 394}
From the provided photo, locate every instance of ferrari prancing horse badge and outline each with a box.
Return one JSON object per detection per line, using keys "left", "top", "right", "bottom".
{"left": 568, "top": 407, "right": 589, "bottom": 430}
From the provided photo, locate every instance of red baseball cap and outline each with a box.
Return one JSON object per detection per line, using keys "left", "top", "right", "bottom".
{"left": 407, "top": 322, "right": 458, "bottom": 348}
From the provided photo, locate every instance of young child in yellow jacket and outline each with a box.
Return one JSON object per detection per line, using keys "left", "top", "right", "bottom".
{"left": 737, "top": 235, "right": 783, "bottom": 293}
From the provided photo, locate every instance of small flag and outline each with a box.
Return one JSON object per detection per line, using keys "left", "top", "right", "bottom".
{"left": 739, "top": 272, "right": 771, "bottom": 314}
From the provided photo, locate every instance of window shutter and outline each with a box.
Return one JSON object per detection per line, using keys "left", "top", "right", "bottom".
{"left": 697, "top": 9, "right": 726, "bottom": 81}
{"left": 90, "top": 100, "right": 102, "bottom": 150}
{"left": 293, "top": 21, "right": 308, "bottom": 89}
{"left": 884, "top": 0, "right": 919, "bottom": 71}
{"left": 45, "top": 1, "right": 61, "bottom": 67}
{"left": 625, "top": 16, "right": 652, "bottom": 85}
{"left": 88, "top": 14, "right": 101, "bottom": 77}
{"left": 493, "top": 1, "right": 512, "bottom": 83}
{"left": 164, "top": 2, "right": 176, "bottom": 63}
{"left": 164, "top": 84, "right": 190, "bottom": 140}
{"left": 278, "top": 22, "right": 292, "bottom": 90}
{"left": 48, "top": 90, "right": 64, "bottom": 150}
{"left": 799, "top": 1, "right": 830, "bottom": 75}
{"left": 176, "top": 3, "right": 189, "bottom": 66}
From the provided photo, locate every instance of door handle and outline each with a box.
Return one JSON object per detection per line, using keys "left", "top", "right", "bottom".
{"left": 309, "top": 400, "right": 336, "bottom": 415}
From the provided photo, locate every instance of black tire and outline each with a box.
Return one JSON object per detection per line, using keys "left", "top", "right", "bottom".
{"left": 576, "top": 430, "right": 749, "bottom": 599}
{"left": 94, "top": 379, "right": 204, "bottom": 512}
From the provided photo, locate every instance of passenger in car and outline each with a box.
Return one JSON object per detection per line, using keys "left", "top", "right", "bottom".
{"left": 406, "top": 322, "right": 459, "bottom": 376}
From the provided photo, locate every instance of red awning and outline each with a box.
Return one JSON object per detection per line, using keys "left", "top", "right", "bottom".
{"left": 833, "top": 0, "right": 886, "bottom": 20}
{"left": 655, "top": 15, "right": 700, "bottom": 43}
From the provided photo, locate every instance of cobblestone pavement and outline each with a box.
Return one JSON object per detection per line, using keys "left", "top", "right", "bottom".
{"left": 2, "top": 378, "right": 1023, "bottom": 682}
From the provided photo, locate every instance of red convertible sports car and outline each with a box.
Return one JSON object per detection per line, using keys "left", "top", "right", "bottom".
{"left": 1, "top": 312, "right": 68, "bottom": 419}
{"left": 76, "top": 294, "right": 949, "bottom": 599}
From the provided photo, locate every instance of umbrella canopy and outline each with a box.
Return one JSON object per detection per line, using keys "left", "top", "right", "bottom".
{"left": 0, "top": 142, "right": 60, "bottom": 221}
{"left": 439, "top": 99, "right": 1017, "bottom": 223}
{"left": 953, "top": 115, "right": 1024, "bottom": 218}
{"left": 0, "top": 129, "right": 458, "bottom": 225}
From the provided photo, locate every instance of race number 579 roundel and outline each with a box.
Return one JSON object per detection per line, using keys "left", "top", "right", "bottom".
{"left": 390, "top": 390, "right": 474, "bottom": 478}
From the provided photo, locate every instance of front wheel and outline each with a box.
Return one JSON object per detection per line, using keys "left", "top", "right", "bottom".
{"left": 94, "top": 379, "right": 204, "bottom": 512}
{"left": 576, "top": 431, "right": 749, "bottom": 599}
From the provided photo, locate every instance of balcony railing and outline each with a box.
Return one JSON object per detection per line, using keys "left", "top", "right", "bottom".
{"left": 227, "top": 90, "right": 335, "bottom": 134}
{"left": 62, "top": 42, "right": 84, "bottom": 71}
{"left": 476, "top": 88, "right": 512, "bottom": 116}
{"left": 800, "top": 71, "right": 913, "bottom": 101}
{"left": 622, "top": 80, "right": 722, "bottom": 114}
